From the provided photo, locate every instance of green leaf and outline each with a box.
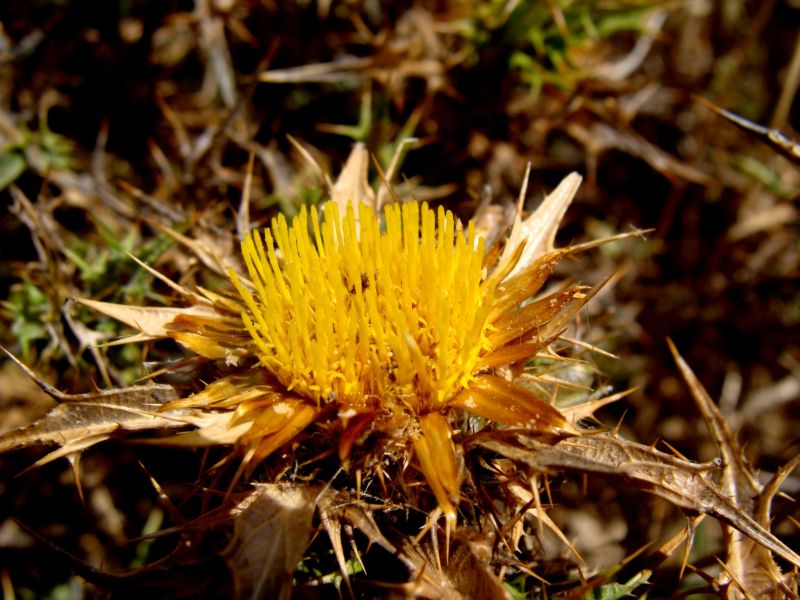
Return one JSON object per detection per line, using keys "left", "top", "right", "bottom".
{"left": 584, "top": 570, "right": 651, "bottom": 599}
{"left": 0, "top": 151, "right": 27, "bottom": 190}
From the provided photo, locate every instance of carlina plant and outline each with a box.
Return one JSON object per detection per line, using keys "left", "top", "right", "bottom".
{"left": 1, "top": 146, "right": 798, "bottom": 597}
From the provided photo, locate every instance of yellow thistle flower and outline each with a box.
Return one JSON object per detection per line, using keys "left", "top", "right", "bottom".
{"left": 51, "top": 165, "right": 596, "bottom": 529}
{"left": 188, "top": 192, "right": 587, "bottom": 524}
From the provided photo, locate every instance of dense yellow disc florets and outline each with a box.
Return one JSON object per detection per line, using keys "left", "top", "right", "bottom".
{"left": 231, "top": 202, "right": 495, "bottom": 414}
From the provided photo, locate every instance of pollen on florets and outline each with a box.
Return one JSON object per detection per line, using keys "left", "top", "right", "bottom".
{"left": 231, "top": 201, "right": 495, "bottom": 415}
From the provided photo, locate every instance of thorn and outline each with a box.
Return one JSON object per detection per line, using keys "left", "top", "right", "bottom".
{"left": 444, "top": 514, "right": 451, "bottom": 567}
{"left": 513, "top": 162, "right": 532, "bottom": 226}
{"left": 693, "top": 95, "right": 800, "bottom": 162}
{"left": 531, "top": 474, "right": 544, "bottom": 541}
{"left": 679, "top": 515, "right": 696, "bottom": 581}
{"left": 611, "top": 408, "right": 628, "bottom": 436}
{"left": 660, "top": 440, "right": 691, "bottom": 461}
{"left": 67, "top": 453, "right": 85, "bottom": 505}
{"left": 376, "top": 136, "right": 418, "bottom": 210}
{"left": 0, "top": 346, "right": 69, "bottom": 402}
{"left": 286, "top": 134, "right": 334, "bottom": 193}
{"left": 138, "top": 461, "right": 184, "bottom": 525}
{"left": 236, "top": 152, "right": 255, "bottom": 241}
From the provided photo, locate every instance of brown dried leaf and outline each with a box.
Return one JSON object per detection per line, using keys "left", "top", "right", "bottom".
{"left": 443, "top": 533, "right": 512, "bottom": 600}
{"left": 0, "top": 349, "right": 180, "bottom": 464}
{"left": 225, "top": 483, "right": 318, "bottom": 600}
{"left": 473, "top": 431, "right": 800, "bottom": 570}
{"left": 395, "top": 532, "right": 512, "bottom": 600}
{"left": 669, "top": 340, "right": 798, "bottom": 598}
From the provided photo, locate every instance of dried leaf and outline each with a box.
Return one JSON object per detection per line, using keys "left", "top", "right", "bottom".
{"left": 443, "top": 533, "right": 512, "bottom": 600}
{"left": 0, "top": 348, "right": 181, "bottom": 464}
{"left": 473, "top": 432, "right": 800, "bottom": 570}
{"left": 0, "top": 386, "right": 179, "bottom": 460}
{"left": 395, "top": 532, "right": 511, "bottom": 600}
{"left": 225, "top": 484, "right": 318, "bottom": 600}
{"left": 669, "top": 340, "right": 798, "bottom": 597}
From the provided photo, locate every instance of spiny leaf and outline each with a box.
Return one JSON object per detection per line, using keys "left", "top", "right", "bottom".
{"left": 0, "top": 347, "right": 180, "bottom": 463}
{"left": 473, "top": 431, "right": 800, "bottom": 570}
{"left": 669, "top": 339, "right": 798, "bottom": 598}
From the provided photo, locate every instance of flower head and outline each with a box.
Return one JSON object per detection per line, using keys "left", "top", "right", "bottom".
{"left": 232, "top": 201, "right": 490, "bottom": 413}
{"left": 58, "top": 167, "right": 594, "bottom": 527}
{"left": 218, "top": 192, "right": 586, "bottom": 522}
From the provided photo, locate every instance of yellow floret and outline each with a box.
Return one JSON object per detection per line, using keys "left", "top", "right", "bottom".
{"left": 231, "top": 201, "right": 494, "bottom": 414}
